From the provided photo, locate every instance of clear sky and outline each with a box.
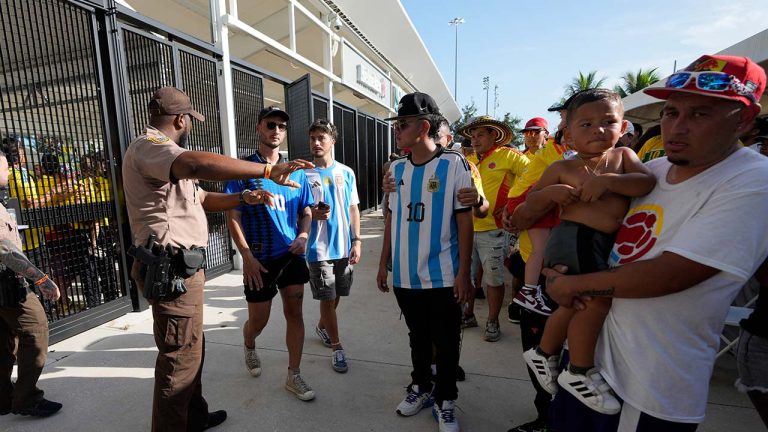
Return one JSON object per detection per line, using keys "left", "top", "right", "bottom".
{"left": 401, "top": 0, "right": 768, "bottom": 128}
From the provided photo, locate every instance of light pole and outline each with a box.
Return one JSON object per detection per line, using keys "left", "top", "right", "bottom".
{"left": 449, "top": 17, "right": 464, "bottom": 102}
{"left": 483, "top": 76, "right": 490, "bottom": 115}
{"left": 493, "top": 85, "right": 499, "bottom": 118}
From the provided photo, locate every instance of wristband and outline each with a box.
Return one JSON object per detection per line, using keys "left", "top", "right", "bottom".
{"left": 264, "top": 163, "right": 272, "bottom": 180}
{"left": 35, "top": 274, "right": 49, "bottom": 286}
{"left": 351, "top": 237, "right": 362, "bottom": 243}
{"left": 473, "top": 196, "right": 484, "bottom": 208}
{"left": 239, "top": 189, "right": 251, "bottom": 205}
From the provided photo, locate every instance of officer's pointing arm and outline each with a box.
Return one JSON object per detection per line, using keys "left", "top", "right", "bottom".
{"left": 171, "top": 152, "right": 313, "bottom": 187}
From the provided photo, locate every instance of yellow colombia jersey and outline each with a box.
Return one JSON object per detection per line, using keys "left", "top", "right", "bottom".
{"left": 8, "top": 168, "right": 41, "bottom": 250}
{"left": 508, "top": 138, "right": 569, "bottom": 199}
{"left": 468, "top": 146, "right": 529, "bottom": 232}
{"left": 467, "top": 161, "right": 485, "bottom": 203}
{"left": 508, "top": 138, "right": 569, "bottom": 262}
{"left": 636, "top": 135, "right": 665, "bottom": 163}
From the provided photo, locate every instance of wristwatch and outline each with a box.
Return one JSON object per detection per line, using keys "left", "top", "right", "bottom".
{"left": 473, "top": 195, "right": 484, "bottom": 208}
{"left": 239, "top": 189, "right": 251, "bottom": 205}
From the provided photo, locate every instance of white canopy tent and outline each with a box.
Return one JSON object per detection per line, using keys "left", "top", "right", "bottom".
{"left": 624, "top": 28, "right": 768, "bottom": 127}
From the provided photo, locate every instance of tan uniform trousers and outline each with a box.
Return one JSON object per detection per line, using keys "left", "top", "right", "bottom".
{"left": 133, "top": 264, "right": 209, "bottom": 432}
{"left": 0, "top": 290, "right": 48, "bottom": 411}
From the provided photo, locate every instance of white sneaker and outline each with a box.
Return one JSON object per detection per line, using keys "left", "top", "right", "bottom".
{"left": 396, "top": 384, "right": 434, "bottom": 416}
{"left": 244, "top": 345, "right": 261, "bottom": 377}
{"left": 557, "top": 367, "right": 621, "bottom": 414}
{"left": 432, "top": 400, "right": 460, "bottom": 432}
{"left": 285, "top": 370, "right": 315, "bottom": 401}
{"left": 523, "top": 348, "right": 560, "bottom": 394}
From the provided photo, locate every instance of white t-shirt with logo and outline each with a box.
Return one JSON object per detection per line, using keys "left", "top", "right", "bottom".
{"left": 599, "top": 147, "right": 768, "bottom": 423}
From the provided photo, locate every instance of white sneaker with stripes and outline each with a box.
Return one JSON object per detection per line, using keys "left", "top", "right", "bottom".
{"left": 557, "top": 367, "right": 621, "bottom": 415}
{"left": 523, "top": 347, "right": 560, "bottom": 394}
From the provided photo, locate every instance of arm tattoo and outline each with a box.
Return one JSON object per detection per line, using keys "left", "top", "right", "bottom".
{"left": 0, "top": 239, "right": 46, "bottom": 281}
{"left": 578, "top": 287, "right": 615, "bottom": 297}
{"left": 545, "top": 274, "right": 558, "bottom": 288}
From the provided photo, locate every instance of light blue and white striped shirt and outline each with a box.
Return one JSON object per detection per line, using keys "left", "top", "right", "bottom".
{"left": 306, "top": 162, "right": 360, "bottom": 262}
{"left": 388, "top": 148, "right": 472, "bottom": 289}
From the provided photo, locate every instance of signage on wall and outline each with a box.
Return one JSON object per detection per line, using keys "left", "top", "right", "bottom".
{"left": 341, "top": 41, "right": 391, "bottom": 109}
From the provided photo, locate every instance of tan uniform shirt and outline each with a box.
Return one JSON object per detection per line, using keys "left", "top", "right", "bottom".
{"left": 122, "top": 126, "right": 208, "bottom": 249}
{"left": 0, "top": 202, "right": 22, "bottom": 250}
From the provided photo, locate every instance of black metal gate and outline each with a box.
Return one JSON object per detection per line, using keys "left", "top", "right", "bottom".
{"left": 285, "top": 74, "right": 313, "bottom": 161}
{"left": 118, "top": 26, "right": 233, "bottom": 278}
{"left": 1, "top": 0, "right": 130, "bottom": 340}
{"left": 232, "top": 66, "right": 263, "bottom": 158}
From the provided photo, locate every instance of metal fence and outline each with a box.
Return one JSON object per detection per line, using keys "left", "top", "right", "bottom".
{"left": 0, "top": 0, "right": 126, "bottom": 324}
{"left": 232, "top": 66, "right": 263, "bottom": 158}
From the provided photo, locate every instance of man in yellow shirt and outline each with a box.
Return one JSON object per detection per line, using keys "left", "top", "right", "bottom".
{"left": 458, "top": 116, "right": 529, "bottom": 342}
{"left": 521, "top": 117, "right": 549, "bottom": 159}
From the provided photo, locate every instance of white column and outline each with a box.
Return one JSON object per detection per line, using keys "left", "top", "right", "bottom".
{"left": 214, "top": 0, "right": 242, "bottom": 269}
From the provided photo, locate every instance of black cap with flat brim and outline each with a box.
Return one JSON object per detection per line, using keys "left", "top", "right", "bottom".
{"left": 385, "top": 92, "right": 441, "bottom": 121}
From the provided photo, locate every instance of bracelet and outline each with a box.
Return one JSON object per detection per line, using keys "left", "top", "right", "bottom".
{"left": 351, "top": 237, "right": 362, "bottom": 243}
{"left": 34, "top": 274, "right": 49, "bottom": 286}
{"left": 473, "top": 196, "right": 484, "bottom": 208}
{"left": 239, "top": 189, "right": 251, "bottom": 205}
{"left": 264, "top": 163, "right": 272, "bottom": 180}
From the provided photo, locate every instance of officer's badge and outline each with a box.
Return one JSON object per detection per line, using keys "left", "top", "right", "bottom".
{"left": 427, "top": 174, "right": 440, "bottom": 193}
{"left": 147, "top": 135, "right": 169, "bottom": 144}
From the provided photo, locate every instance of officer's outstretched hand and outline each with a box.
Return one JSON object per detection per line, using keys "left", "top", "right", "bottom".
{"left": 270, "top": 159, "right": 314, "bottom": 188}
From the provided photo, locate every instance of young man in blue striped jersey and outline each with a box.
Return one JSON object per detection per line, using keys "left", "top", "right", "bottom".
{"left": 305, "top": 119, "right": 361, "bottom": 373}
{"left": 377, "top": 93, "right": 474, "bottom": 432}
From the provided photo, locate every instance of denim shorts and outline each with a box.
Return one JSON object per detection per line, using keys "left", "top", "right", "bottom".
{"left": 473, "top": 229, "right": 506, "bottom": 287}
{"left": 736, "top": 328, "right": 768, "bottom": 393}
{"left": 309, "top": 258, "right": 353, "bottom": 301}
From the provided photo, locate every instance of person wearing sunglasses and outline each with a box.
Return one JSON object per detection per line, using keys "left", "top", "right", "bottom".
{"left": 521, "top": 117, "right": 549, "bottom": 158}
{"left": 123, "top": 90, "right": 311, "bottom": 431}
{"left": 224, "top": 106, "right": 316, "bottom": 402}
{"left": 540, "top": 55, "right": 768, "bottom": 431}
{"left": 377, "top": 92, "right": 474, "bottom": 432}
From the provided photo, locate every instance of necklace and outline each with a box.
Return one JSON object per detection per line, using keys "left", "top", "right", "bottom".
{"left": 577, "top": 151, "right": 609, "bottom": 176}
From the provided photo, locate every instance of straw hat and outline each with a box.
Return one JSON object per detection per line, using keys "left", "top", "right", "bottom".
{"left": 457, "top": 115, "right": 513, "bottom": 145}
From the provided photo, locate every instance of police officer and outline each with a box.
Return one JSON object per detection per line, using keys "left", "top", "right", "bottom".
{"left": 122, "top": 87, "right": 311, "bottom": 431}
{"left": 0, "top": 149, "right": 62, "bottom": 418}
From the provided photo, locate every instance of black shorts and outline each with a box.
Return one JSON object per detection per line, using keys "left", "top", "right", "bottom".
{"left": 244, "top": 253, "right": 309, "bottom": 303}
{"left": 543, "top": 220, "right": 616, "bottom": 275}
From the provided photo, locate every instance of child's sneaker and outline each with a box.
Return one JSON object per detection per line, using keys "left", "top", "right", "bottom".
{"left": 396, "top": 384, "right": 434, "bottom": 416}
{"left": 512, "top": 284, "right": 538, "bottom": 310}
{"left": 557, "top": 367, "right": 621, "bottom": 414}
{"left": 432, "top": 400, "right": 460, "bottom": 432}
{"left": 515, "top": 285, "right": 554, "bottom": 316}
{"left": 523, "top": 348, "right": 559, "bottom": 394}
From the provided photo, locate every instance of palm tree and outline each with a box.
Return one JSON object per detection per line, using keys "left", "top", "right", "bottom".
{"left": 565, "top": 71, "right": 607, "bottom": 98}
{"left": 614, "top": 68, "right": 661, "bottom": 97}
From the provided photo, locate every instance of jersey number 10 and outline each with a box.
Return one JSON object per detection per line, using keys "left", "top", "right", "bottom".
{"left": 406, "top": 202, "right": 425, "bottom": 222}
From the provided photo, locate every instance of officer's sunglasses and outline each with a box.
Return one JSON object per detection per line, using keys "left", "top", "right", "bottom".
{"left": 266, "top": 121, "right": 288, "bottom": 131}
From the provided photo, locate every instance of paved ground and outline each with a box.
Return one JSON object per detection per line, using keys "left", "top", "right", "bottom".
{"left": 0, "top": 211, "right": 762, "bottom": 431}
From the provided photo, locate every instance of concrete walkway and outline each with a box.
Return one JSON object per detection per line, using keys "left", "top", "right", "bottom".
{"left": 0, "top": 211, "right": 761, "bottom": 431}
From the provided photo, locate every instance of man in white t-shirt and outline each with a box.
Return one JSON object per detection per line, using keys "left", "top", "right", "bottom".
{"left": 542, "top": 54, "right": 768, "bottom": 431}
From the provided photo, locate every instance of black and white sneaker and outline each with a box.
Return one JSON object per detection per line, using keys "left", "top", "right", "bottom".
{"left": 557, "top": 367, "right": 621, "bottom": 414}
{"left": 522, "top": 348, "right": 560, "bottom": 394}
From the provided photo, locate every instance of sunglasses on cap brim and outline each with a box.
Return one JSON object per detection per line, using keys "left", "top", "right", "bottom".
{"left": 666, "top": 71, "right": 757, "bottom": 103}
